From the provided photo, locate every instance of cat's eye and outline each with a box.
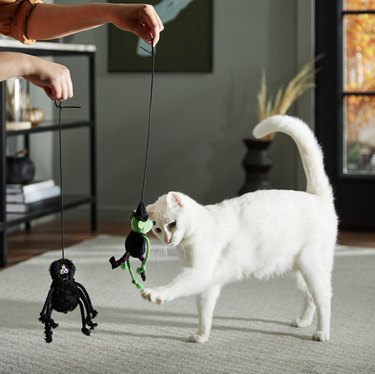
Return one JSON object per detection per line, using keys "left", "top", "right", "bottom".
{"left": 155, "top": 227, "right": 162, "bottom": 233}
{"left": 168, "top": 221, "right": 177, "bottom": 229}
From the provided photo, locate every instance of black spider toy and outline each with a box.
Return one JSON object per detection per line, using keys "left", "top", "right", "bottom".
{"left": 39, "top": 258, "right": 98, "bottom": 343}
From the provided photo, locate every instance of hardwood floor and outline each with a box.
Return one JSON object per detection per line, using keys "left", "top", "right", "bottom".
{"left": 1, "top": 221, "right": 129, "bottom": 269}
{"left": 1, "top": 220, "right": 375, "bottom": 270}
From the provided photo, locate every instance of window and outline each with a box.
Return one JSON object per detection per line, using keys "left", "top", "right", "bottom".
{"left": 315, "top": 0, "right": 375, "bottom": 228}
{"left": 342, "top": 0, "right": 375, "bottom": 175}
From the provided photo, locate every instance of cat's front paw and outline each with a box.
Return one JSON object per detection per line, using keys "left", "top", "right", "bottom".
{"left": 188, "top": 333, "right": 209, "bottom": 343}
{"left": 313, "top": 330, "right": 330, "bottom": 342}
{"left": 141, "top": 288, "right": 165, "bottom": 305}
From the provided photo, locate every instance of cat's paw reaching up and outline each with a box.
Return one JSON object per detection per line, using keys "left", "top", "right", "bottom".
{"left": 141, "top": 288, "right": 165, "bottom": 305}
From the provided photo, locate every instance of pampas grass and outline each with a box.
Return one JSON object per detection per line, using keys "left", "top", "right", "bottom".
{"left": 256, "top": 58, "right": 317, "bottom": 141}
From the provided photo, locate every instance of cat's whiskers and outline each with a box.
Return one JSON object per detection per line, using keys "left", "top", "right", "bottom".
{"left": 178, "top": 241, "right": 188, "bottom": 263}
{"left": 163, "top": 245, "right": 169, "bottom": 259}
{"left": 155, "top": 243, "right": 170, "bottom": 269}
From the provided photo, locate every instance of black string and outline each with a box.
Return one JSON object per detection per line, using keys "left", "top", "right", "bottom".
{"left": 54, "top": 101, "right": 81, "bottom": 259}
{"left": 140, "top": 41, "right": 156, "bottom": 203}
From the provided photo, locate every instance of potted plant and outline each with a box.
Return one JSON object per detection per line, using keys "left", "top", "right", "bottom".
{"left": 239, "top": 58, "right": 317, "bottom": 194}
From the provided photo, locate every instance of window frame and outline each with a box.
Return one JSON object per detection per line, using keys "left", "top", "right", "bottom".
{"left": 315, "top": 0, "right": 375, "bottom": 229}
{"left": 339, "top": 2, "right": 375, "bottom": 180}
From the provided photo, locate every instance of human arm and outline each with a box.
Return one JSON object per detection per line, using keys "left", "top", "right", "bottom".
{"left": 28, "top": 3, "right": 164, "bottom": 45}
{"left": 0, "top": 52, "right": 73, "bottom": 100}
{"left": 0, "top": 2, "right": 163, "bottom": 100}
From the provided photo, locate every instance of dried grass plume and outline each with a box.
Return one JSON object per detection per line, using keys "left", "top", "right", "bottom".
{"left": 256, "top": 58, "right": 318, "bottom": 141}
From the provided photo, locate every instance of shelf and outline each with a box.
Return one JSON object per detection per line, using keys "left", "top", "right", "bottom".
{"left": 6, "top": 120, "right": 93, "bottom": 137}
{"left": 0, "top": 40, "right": 96, "bottom": 56}
{"left": 2, "top": 195, "right": 95, "bottom": 228}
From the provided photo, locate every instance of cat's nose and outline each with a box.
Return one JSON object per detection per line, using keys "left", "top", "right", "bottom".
{"left": 164, "top": 236, "right": 172, "bottom": 244}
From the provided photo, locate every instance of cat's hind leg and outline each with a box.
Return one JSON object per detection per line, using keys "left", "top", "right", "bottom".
{"left": 291, "top": 271, "right": 316, "bottom": 328}
{"left": 299, "top": 259, "right": 332, "bottom": 342}
{"left": 189, "top": 284, "right": 221, "bottom": 343}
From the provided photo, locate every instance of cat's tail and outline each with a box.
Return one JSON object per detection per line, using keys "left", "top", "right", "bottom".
{"left": 253, "top": 115, "right": 332, "bottom": 199}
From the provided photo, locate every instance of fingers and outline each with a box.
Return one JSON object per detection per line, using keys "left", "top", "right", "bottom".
{"left": 140, "top": 4, "right": 164, "bottom": 45}
{"left": 50, "top": 65, "right": 73, "bottom": 101}
{"left": 118, "top": 4, "right": 164, "bottom": 46}
{"left": 28, "top": 61, "right": 73, "bottom": 101}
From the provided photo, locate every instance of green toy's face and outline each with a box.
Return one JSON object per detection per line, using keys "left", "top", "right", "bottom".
{"left": 131, "top": 216, "right": 153, "bottom": 234}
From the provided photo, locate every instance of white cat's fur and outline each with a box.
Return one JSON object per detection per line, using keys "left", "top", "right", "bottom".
{"left": 142, "top": 115, "right": 337, "bottom": 343}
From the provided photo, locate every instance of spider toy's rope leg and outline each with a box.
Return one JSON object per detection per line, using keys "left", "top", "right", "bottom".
{"left": 137, "top": 235, "right": 151, "bottom": 282}
{"left": 39, "top": 288, "right": 58, "bottom": 343}
{"left": 77, "top": 287, "right": 98, "bottom": 330}
{"left": 75, "top": 281, "right": 98, "bottom": 319}
{"left": 125, "top": 252, "right": 144, "bottom": 290}
{"left": 78, "top": 299, "right": 91, "bottom": 336}
{"left": 39, "top": 287, "right": 53, "bottom": 322}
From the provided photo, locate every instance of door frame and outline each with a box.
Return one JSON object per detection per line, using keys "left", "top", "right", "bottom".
{"left": 315, "top": 0, "right": 375, "bottom": 230}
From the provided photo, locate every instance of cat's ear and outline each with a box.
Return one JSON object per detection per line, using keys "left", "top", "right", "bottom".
{"left": 166, "top": 192, "right": 184, "bottom": 208}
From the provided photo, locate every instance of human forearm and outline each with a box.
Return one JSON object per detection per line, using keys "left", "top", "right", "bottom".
{"left": 0, "top": 52, "right": 73, "bottom": 100}
{"left": 28, "top": 3, "right": 163, "bottom": 44}
{"left": 0, "top": 52, "right": 34, "bottom": 81}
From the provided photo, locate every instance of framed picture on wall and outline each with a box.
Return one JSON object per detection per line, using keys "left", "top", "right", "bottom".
{"left": 108, "top": 0, "right": 213, "bottom": 72}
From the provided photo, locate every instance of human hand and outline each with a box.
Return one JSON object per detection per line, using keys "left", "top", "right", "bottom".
{"left": 109, "top": 4, "right": 164, "bottom": 46}
{"left": 22, "top": 55, "right": 73, "bottom": 100}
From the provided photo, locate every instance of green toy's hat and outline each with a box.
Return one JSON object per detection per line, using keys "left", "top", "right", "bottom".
{"left": 133, "top": 201, "right": 149, "bottom": 222}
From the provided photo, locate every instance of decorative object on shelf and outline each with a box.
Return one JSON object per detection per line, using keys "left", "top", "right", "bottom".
{"left": 39, "top": 101, "right": 98, "bottom": 343}
{"left": 6, "top": 149, "right": 35, "bottom": 184}
{"left": 26, "top": 107, "right": 45, "bottom": 127}
{"left": 5, "top": 77, "right": 32, "bottom": 131}
{"left": 239, "top": 58, "right": 317, "bottom": 194}
{"left": 109, "top": 41, "right": 156, "bottom": 290}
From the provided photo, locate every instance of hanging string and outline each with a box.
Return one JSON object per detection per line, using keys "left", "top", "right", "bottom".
{"left": 54, "top": 101, "right": 81, "bottom": 259}
{"left": 139, "top": 40, "right": 156, "bottom": 203}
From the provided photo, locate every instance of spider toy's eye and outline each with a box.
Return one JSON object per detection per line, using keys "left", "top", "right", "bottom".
{"left": 60, "top": 267, "right": 69, "bottom": 275}
{"left": 168, "top": 221, "right": 177, "bottom": 229}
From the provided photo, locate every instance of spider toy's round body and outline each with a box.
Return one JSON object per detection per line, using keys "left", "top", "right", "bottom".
{"left": 51, "top": 282, "right": 80, "bottom": 313}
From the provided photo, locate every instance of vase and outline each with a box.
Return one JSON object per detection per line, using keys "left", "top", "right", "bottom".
{"left": 239, "top": 138, "right": 272, "bottom": 195}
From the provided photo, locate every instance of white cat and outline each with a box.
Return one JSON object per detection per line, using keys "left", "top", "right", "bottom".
{"left": 142, "top": 115, "right": 337, "bottom": 343}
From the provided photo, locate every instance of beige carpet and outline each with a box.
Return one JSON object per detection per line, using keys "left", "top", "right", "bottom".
{"left": 0, "top": 236, "right": 374, "bottom": 374}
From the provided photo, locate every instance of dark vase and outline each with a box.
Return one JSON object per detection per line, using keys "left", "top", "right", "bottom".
{"left": 239, "top": 138, "right": 272, "bottom": 195}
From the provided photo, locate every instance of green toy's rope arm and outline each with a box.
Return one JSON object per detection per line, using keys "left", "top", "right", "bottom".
{"left": 137, "top": 235, "right": 150, "bottom": 275}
